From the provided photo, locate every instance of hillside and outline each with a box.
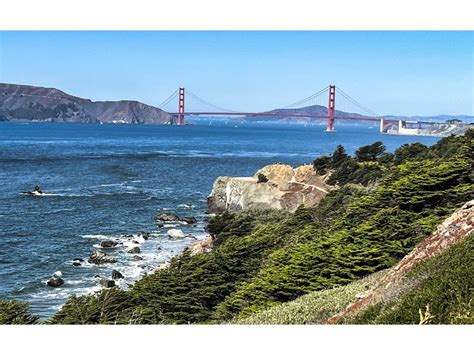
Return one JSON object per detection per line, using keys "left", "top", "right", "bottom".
{"left": 0, "top": 83, "right": 173, "bottom": 124}
{"left": 238, "top": 201, "right": 473, "bottom": 324}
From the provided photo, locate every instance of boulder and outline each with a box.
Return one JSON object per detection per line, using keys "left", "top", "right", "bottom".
{"left": 111, "top": 270, "right": 124, "bottom": 280}
{"left": 128, "top": 246, "right": 141, "bottom": 254}
{"left": 185, "top": 236, "right": 214, "bottom": 256}
{"left": 72, "top": 261, "right": 82, "bottom": 267}
{"left": 100, "top": 240, "right": 118, "bottom": 248}
{"left": 88, "top": 250, "right": 116, "bottom": 264}
{"left": 167, "top": 229, "right": 185, "bottom": 239}
{"left": 140, "top": 232, "right": 151, "bottom": 240}
{"left": 154, "top": 213, "right": 180, "bottom": 222}
{"left": 47, "top": 277, "right": 64, "bottom": 287}
{"left": 133, "top": 255, "right": 144, "bottom": 261}
{"left": 100, "top": 279, "right": 115, "bottom": 288}
{"left": 181, "top": 216, "right": 197, "bottom": 225}
{"left": 207, "top": 164, "right": 332, "bottom": 213}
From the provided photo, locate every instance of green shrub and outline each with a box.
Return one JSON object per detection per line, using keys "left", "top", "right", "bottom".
{"left": 349, "top": 234, "right": 474, "bottom": 324}
{"left": 0, "top": 299, "right": 39, "bottom": 324}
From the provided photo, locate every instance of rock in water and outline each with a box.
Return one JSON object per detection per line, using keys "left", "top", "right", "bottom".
{"left": 47, "top": 277, "right": 64, "bottom": 287}
{"left": 154, "top": 213, "right": 180, "bottom": 222}
{"left": 100, "top": 240, "right": 118, "bottom": 248}
{"left": 167, "top": 229, "right": 185, "bottom": 239}
{"left": 140, "top": 232, "right": 151, "bottom": 240}
{"left": 133, "top": 255, "right": 144, "bottom": 261}
{"left": 88, "top": 250, "right": 116, "bottom": 264}
{"left": 100, "top": 279, "right": 115, "bottom": 288}
{"left": 181, "top": 216, "right": 197, "bottom": 225}
{"left": 128, "top": 246, "right": 141, "bottom": 254}
{"left": 111, "top": 270, "right": 124, "bottom": 279}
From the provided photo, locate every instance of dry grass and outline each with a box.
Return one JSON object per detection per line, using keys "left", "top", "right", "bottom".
{"left": 233, "top": 271, "right": 386, "bottom": 325}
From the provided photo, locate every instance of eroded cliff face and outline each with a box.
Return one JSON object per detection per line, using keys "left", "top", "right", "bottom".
{"left": 207, "top": 164, "right": 332, "bottom": 213}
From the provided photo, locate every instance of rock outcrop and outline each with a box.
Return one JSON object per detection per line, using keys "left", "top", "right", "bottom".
{"left": 185, "top": 236, "right": 214, "bottom": 256}
{"left": 154, "top": 213, "right": 180, "bottom": 222}
{"left": 47, "top": 276, "right": 64, "bottom": 287}
{"left": 100, "top": 240, "right": 118, "bottom": 248}
{"left": 167, "top": 229, "right": 185, "bottom": 239}
{"left": 327, "top": 200, "right": 474, "bottom": 323}
{"left": 208, "top": 164, "right": 332, "bottom": 213}
{"left": 127, "top": 246, "right": 141, "bottom": 254}
{"left": 88, "top": 251, "right": 116, "bottom": 264}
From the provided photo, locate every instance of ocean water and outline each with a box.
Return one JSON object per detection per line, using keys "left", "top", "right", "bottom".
{"left": 0, "top": 120, "right": 440, "bottom": 318}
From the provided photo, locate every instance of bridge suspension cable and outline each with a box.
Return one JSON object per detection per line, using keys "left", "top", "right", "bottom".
{"left": 280, "top": 86, "right": 329, "bottom": 109}
{"left": 186, "top": 89, "right": 240, "bottom": 113}
{"left": 157, "top": 89, "right": 179, "bottom": 109}
{"left": 337, "top": 87, "right": 379, "bottom": 117}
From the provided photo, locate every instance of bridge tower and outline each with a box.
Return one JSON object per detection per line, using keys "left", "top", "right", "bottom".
{"left": 326, "top": 85, "right": 336, "bottom": 132}
{"left": 177, "top": 87, "right": 185, "bottom": 125}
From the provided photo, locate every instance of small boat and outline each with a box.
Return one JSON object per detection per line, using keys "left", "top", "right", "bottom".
{"left": 21, "top": 190, "right": 44, "bottom": 196}
{"left": 21, "top": 185, "right": 44, "bottom": 196}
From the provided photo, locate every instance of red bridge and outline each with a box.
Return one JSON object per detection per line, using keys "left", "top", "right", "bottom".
{"left": 159, "top": 85, "right": 403, "bottom": 132}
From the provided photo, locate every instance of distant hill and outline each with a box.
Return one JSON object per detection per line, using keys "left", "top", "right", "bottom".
{"left": 0, "top": 83, "right": 173, "bottom": 124}
{"left": 242, "top": 105, "right": 474, "bottom": 125}
{"left": 243, "top": 105, "right": 367, "bottom": 124}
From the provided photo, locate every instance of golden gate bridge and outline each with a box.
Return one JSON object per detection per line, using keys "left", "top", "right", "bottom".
{"left": 157, "top": 85, "right": 407, "bottom": 132}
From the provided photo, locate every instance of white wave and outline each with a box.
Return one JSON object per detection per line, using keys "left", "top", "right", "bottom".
{"left": 81, "top": 234, "right": 115, "bottom": 240}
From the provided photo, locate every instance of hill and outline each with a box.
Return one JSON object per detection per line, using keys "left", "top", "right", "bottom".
{"left": 243, "top": 105, "right": 367, "bottom": 124}
{"left": 0, "top": 83, "right": 173, "bottom": 124}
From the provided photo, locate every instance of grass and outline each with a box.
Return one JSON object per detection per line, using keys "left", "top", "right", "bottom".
{"left": 234, "top": 270, "right": 386, "bottom": 324}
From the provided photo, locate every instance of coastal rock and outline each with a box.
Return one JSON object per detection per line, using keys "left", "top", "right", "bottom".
{"left": 47, "top": 277, "right": 64, "bottom": 287}
{"left": 72, "top": 261, "right": 82, "bottom": 267}
{"left": 100, "top": 240, "right": 118, "bottom": 248}
{"left": 128, "top": 246, "right": 141, "bottom": 254}
{"left": 88, "top": 250, "right": 116, "bottom": 264}
{"left": 111, "top": 270, "right": 124, "bottom": 280}
{"left": 140, "top": 232, "right": 151, "bottom": 240}
{"left": 133, "top": 255, "right": 144, "bottom": 261}
{"left": 181, "top": 216, "right": 197, "bottom": 225}
{"left": 100, "top": 279, "right": 115, "bottom": 288}
{"left": 185, "top": 236, "right": 214, "bottom": 256}
{"left": 154, "top": 213, "right": 180, "bottom": 222}
{"left": 167, "top": 229, "right": 185, "bottom": 239}
{"left": 207, "top": 163, "right": 333, "bottom": 213}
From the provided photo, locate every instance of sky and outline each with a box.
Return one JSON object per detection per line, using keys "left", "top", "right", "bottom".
{"left": 0, "top": 31, "right": 472, "bottom": 116}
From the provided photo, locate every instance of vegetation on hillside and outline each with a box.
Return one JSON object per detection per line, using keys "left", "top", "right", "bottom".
{"left": 346, "top": 233, "right": 474, "bottom": 324}
{"left": 0, "top": 299, "right": 39, "bottom": 324}
{"left": 1, "top": 130, "right": 472, "bottom": 324}
{"left": 235, "top": 270, "right": 386, "bottom": 324}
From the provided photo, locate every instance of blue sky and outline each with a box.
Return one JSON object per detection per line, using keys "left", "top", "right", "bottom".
{"left": 0, "top": 31, "right": 472, "bottom": 116}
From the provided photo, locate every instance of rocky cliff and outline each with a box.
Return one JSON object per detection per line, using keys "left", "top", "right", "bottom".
{"left": 0, "top": 83, "right": 173, "bottom": 124}
{"left": 207, "top": 163, "right": 332, "bottom": 213}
